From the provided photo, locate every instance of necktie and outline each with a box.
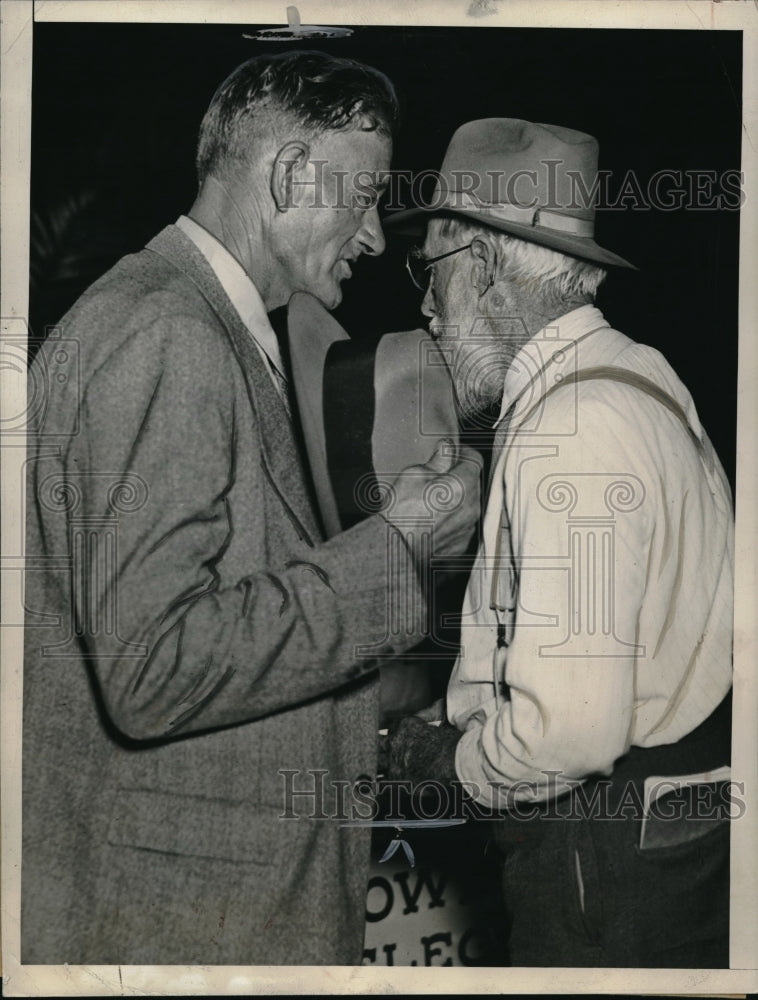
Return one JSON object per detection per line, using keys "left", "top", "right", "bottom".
{"left": 486, "top": 400, "right": 516, "bottom": 498}
{"left": 267, "top": 358, "right": 291, "bottom": 419}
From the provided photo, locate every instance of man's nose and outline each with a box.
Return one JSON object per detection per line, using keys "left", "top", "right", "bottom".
{"left": 356, "top": 206, "right": 386, "bottom": 257}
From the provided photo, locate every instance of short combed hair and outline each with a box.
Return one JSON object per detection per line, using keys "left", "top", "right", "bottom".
{"left": 196, "top": 51, "right": 399, "bottom": 186}
{"left": 437, "top": 216, "right": 607, "bottom": 303}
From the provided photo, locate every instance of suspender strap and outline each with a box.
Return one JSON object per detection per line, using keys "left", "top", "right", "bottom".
{"left": 488, "top": 365, "right": 707, "bottom": 703}
{"left": 489, "top": 364, "right": 703, "bottom": 617}
{"left": 530, "top": 365, "right": 705, "bottom": 455}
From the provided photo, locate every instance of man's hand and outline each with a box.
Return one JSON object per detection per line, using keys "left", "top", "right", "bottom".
{"left": 413, "top": 697, "right": 445, "bottom": 723}
{"left": 382, "top": 439, "right": 482, "bottom": 563}
{"left": 383, "top": 715, "right": 462, "bottom": 787}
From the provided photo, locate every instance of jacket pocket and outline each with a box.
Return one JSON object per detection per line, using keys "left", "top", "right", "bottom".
{"left": 107, "top": 786, "right": 283, "bottom": 865}
{"left": 636, "top": 780, "right": 731, "bottom": 855}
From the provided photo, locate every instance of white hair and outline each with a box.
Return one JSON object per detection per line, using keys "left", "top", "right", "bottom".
{"left": 436, "top": 215, "right": 607, "bottom": 303}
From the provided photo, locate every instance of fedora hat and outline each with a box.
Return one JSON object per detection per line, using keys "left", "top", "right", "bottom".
{"left": 385, "top": 118, "right": 635, "bottom": 269}
{"left": 286, "top": 292, "right": 459, "bottom": 539}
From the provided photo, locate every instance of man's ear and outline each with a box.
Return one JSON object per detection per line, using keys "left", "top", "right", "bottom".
{"left": 270, "top": 140, "right": 311, "bottom": 212}
{"left": 470, "top": 235, "right": 497, "bottom": 296}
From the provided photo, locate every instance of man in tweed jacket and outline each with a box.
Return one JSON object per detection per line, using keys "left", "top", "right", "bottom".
{"left": 22, "top": 52, "right": 480, "bottom": 965}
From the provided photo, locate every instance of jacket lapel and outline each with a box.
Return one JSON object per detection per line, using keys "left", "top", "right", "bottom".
{"left": 146, "top": 225, "right": 322, "bottom": 545}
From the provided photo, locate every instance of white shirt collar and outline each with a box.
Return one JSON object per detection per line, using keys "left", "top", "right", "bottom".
{"left": 494, "top": 304, "right": 608, "bottom": 427}
{"left": 176, "top": 215, "right": 285, "bottom": 379}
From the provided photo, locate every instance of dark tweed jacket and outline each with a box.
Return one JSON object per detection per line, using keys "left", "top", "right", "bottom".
{"left": 22, "top": 225, "right": 425, "bottom": 965}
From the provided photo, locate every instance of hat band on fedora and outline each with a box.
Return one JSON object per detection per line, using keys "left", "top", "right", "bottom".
{"left": 441, "top": 191, "right": 595, "bottom": 239}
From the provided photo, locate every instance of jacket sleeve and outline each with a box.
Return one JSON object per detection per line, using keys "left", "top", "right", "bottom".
{"left": 61, "top": 315, "right": 425, "bottom": 741}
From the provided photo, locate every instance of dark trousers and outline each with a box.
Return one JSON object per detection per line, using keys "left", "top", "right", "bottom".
{"left": 492, "top": 693, "right": 732, "bottom": 967}
{"left": 494, "top": 802, "right": 729, "bottom": 967}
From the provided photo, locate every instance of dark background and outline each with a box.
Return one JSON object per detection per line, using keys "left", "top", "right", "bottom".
{"left": 30, "top": 22, "right": 742, "bottom": 490}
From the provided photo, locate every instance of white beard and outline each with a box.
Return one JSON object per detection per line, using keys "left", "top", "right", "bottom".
{"left": 451, "top": 342, "right": 506, "bottom": 423}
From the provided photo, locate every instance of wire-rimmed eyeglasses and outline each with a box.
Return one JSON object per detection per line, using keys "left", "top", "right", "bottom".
{"left": 405, "top": 243, "right": 473, "bottom": 292}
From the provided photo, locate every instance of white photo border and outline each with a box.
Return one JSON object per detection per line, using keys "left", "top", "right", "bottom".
{"left": 2, "top": 0, "right": 756, "bottom": 994}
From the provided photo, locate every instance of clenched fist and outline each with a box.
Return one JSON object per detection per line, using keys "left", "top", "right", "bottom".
{"left": 381, "top": 714, "right": 462, "bottom": 787}
{"left": 382, "top": 438, "right": 482, "bottom": 566}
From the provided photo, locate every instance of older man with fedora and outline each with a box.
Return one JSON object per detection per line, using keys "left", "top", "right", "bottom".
{"left": 385, "top": 119, "right": 733, "bottom": 967}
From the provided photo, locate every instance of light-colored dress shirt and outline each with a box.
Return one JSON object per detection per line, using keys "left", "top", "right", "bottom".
{"left": 176, "top": 215, "right": 290, "bottom": 411}
{"left": 448, "top": 305, "right": 733, "bottom": 808}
